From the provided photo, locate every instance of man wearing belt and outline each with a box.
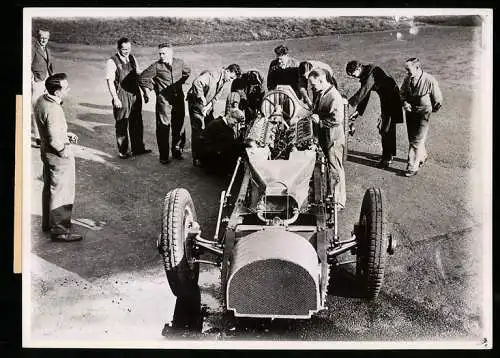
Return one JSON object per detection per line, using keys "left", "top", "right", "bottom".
{"left": 31, "top": 29, "right": 54, "bottom": 148}
{"left": 139, "top": 43, "right": 191, "bottom": 164}
{"left": 34, "top": 73, "right": 82, "bottom": 242}
{"left": 308, "top": 69, "right": 346, "bottom": 209}
{"left": 346, "top": 60, "right": 404, "bottom": 168}
{"left": 105, "top": 37, "right": 151, "bottom": 159}
{"left": 186, "top": 64, "right": 241, "bottom": 167}
{"left": 400, "top": 57, "right": 443, "bottom": 177}
{"left": 267, "top": 45, "right": 300, "bottom": 94}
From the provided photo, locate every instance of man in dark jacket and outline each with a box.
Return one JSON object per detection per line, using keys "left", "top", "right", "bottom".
{"left": 139, "top": 43, "right": 191, "bottom": 163}
{"left": 200, "top": 108, "right": 245, "bottom": 175}
{"left": 346, "top": 60, "right": 404, "bottom": 168}
{"left": 267, "top": 45, "right": 300, "bottom": 94}
{"left": 31, "top": 29, "right": 54, "bottom": 148}
{"left": 226, "top": 69, "right": 265, "bottom": 124}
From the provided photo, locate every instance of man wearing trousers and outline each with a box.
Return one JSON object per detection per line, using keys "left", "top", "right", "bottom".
{"left": 186, "top": 64, "right": 241, "bottom": 166}
{"left": 346, "top": 60, "right": 404, "bottom": 168}
{"left": 139, "top": 43, "right": 191, "bottom": 164}
{"left": 105, "top": 37, "right": 151, "bottom": 159}
{"left": 400, "top": 57, "right": 443, "bottom": 177}
{"left": 308, "top": 69, "right": 346, "bottom": 209}
{"left": 32, "top": 29, "right": 54, "bottom": 148}
{"left": 34, "top": 73, "right": 82, "bottom": 242}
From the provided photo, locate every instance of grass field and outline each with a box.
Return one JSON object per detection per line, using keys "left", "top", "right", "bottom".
{"left": 32, "top": 15, "right": 481, "bottom": 46}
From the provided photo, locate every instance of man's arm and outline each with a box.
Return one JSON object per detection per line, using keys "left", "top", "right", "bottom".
{"left": 105, "top": 59, "right": 122, "bottom": 108}
{"left": 46, "top": 107, "right": 69, "bottom": 156}
{"left": 181, "top": 61, "right": 191, "bottom": 83}
{"left": 192, "top": 72, "right": 210, "bottom": 106}
{"left": 430, "top": 75, "right": 443, "bottom": 111}
{"left": 138, "top": 62, "right": 157, "bottom": 102}
{"left": 399, "top": 76, "right": 412, "bottom": 112}
{"left": 348, "top": 72, "right": 375, "bottom": 116}
{"left": 267, "top": 60, "right": 277, "bottom": 90}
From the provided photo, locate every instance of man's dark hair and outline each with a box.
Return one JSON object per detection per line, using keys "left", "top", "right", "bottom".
{"left": 226, "top": 64, "right": 242, "bottom": 78}
{"left": 308, "top": 69, "right": 327, "bottom": 79}
{"left": 45, "top": 73, "right": 68, "bottom": 95}
{"left": 274, "top": 44, "right": 289, "bottom": 56}
{"left": 346, "top": 60, "right": 362, "bottom": 75}
{"left": 158, "top": 42, "right": 172, "bottom": 49}
{"left": 117, "top": 37, "right": 130, "bottom": 48}
{"left": 299, "top": 61, "right": 313, "bottom": 76}
{"left": 405, "top": 57, "right": 421, "bottom": 67}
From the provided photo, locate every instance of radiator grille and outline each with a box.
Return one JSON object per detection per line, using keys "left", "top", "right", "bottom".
{"left": 227, "top": 259, "right": 318, "bottom": 318}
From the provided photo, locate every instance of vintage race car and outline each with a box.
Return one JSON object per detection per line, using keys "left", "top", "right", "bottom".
{"left": 158, "top": 85, "right": 395, "bottom": 319}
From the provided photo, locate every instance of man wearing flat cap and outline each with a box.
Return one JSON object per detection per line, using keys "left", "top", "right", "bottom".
{"left": 34, "top": 73, "right": 82, "bottom": 242}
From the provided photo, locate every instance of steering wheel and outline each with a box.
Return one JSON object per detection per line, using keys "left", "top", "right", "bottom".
{"left": 261, "top": 90, "right": 296, "bottom": 121}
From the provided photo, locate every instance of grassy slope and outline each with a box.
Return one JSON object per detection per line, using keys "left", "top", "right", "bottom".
{"left": 31, "top": 16, "right": 478, "bottom": 47}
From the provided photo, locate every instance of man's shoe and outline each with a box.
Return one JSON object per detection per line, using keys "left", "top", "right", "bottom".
{"left": 118, "top": 153, "right": 131, "bottom": 159}
{"left": 377, "top": 158, "right": 393, "bottom": 168}
{"left": 133, "top": 148, "right": 152, "bottom": 156}
{"left": 404, "top": 170, "right": 418, "bottom": 177}
{"left": 160, "top": 158, "right": 171, "bottom": 165}
{"left": 172, "top": 151, "right": 183, "bottom": 160}
{"left": 51, "top": 233, "right": 83, "bottom": 242}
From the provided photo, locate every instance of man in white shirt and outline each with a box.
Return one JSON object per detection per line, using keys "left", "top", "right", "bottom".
{"left": 105, "top": 37, "right": 150, "bottom": 158}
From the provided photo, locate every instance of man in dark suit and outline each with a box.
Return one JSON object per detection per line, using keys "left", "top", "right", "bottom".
{"left": 346, "top": 60, "right": 404, "bottom": 168}
{"left": 31, "top": 29, "right": 54, "bottom": 148}
{"left": 139, "top": 43, "right": 191, "bottom": 164}
{"left": 200, "top": 108, "right": 245, "bottom": 175}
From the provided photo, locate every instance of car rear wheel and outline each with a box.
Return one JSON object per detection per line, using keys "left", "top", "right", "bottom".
{"left": 159, "top": 188, "right": 200, "bottom": 298}
{"left": 356, "top": 188, "right": 387, "bottom": 299}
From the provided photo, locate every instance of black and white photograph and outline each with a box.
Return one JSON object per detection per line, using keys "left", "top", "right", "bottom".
{"left": 22, "top": 7, "right": 492, "bottom": 349}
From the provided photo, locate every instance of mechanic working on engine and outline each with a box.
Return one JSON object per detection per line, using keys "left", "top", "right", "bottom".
{"left": 298, "top": 60, "right": 337, "bottom": 109}
{"left": 226, "top": 69, "right": 265, "bottom": 124}
{"left": 186, "top": 64, "right": 242, "bottom": 167}
{"left": 200, "top": 107, "right": 246, "bottom": 175}
{"left": 308, "top": 69, "right": 346, "bottom": 209}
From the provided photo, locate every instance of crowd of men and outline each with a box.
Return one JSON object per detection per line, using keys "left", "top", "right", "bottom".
{"left": 31, "top": 29, "right": 442, "bottom": 242}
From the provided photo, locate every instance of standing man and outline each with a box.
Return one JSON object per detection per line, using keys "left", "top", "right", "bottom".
{"left": 298, "top": 60, "right": 337, "bottom": 109}
{"left": 400, "top": 57, "right": 443, "bottom": 177}
{"left": 105, "top": 37, "right": 151, "bottom": 159}
{"left": 31, "top": 29, "right": 54, "bottom": 148}
{"left": 346, "top": 60, "right": 404, "bottom": 168}
{"left": 34, "top": 73, "right": 82, "bottom": 242}
{"left": 267, "top": 45, "right": 300, "bottom": 93}
{"left": 139, "top": 43, "right": 191, "bottom": 164}
{"left": 308, "top": 69, "right": 346, "bottom": 209}
{"left": 186, "top": 64, "right": 241, "bottom": 167}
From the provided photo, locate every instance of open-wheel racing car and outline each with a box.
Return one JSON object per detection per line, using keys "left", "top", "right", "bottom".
{"left": 158, "top": 85, "right": 395, "bottom": 320}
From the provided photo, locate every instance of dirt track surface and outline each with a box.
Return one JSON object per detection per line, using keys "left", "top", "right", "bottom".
{"left": 27, "top": 26, "right": 490, "bottom": 347}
